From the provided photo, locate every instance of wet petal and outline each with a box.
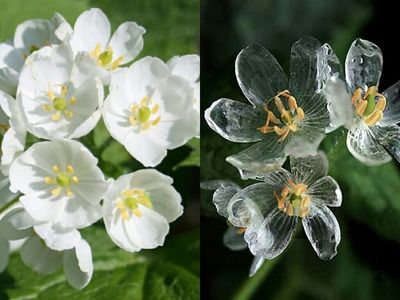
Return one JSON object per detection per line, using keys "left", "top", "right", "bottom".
{"left": 289, "top": 36, "right": 321, "bottom": 96}
{"left": 345, "top": 39, "right": 383, "bottom": 92}
{"left": 373, "top": 124, "right": 400, "bottom": 163}
{"left": 223, "top": 227, "right": 247, "bottom": 251}
{"left": 346, "top": 123, "right": 391, "bottom": 165}
{"left": 290, "top": 153, "right": 328, "bottom": 185}
{"left": 204, "top": 98, "right": 266, "bottom": 142}
{"left": 316, "top": 43, "right": 344, "bottom": 90}
{"left": 207, "top": 181, "right": 241, "bottom": 218}
{"left": 235, "top": 44, "right": 288, "bottom": 109}
{"left": 302, "top": 203, "right": 340, "bottom": 260}
{"left": 226, "top": 137, "right": 287, "bottom": 179}
{"left": 382, "top": 80, "right": 400, "bottom": 125}
{"left": 308, "top": 176, "right": 342, "bottom": 207}
{"left": 249, "top": 255, "right": 265, "bottom": 277}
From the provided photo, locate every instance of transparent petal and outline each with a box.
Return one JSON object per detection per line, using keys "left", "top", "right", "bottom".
{"left": 235, "top": 44, "right": 288, "bottom": 109}
{"left": 308, "top": 176, "right": 342, "bottom": 207}
{"left": 223, "top": 227, "right": 247, "bottom": 251}
{"left": 211, "top": 181, "right": 241, "bottom": 218}
{"left": 289, "top": 36, "right": 321, "bottom": 96}
{"left": 316, "top": 43, "right": 344, "bottom": 90}
{"left": 290, "top": 153, "right": 328, "bottom": 185}
{"left": 296, "top": 92, "right": 330, "bottom": 132}
{"left": 249, "top": 255, "right": 265, "bottom": 277}
{"left": 252, "top": 168, "right": 292, "bottom": 187}
{"left": 226, "top": 138, "right": 287, "bottom": 179}
{"left": 345, "top": 38, "right": 383, "bottom": 92}
{"left": 245, "top": 208, "right": 298, "bottom": 259}
{"left": 382, "top": 80, "right": 400, "bottom": 125}
{"left": 302, "top": 203, "right": 340, "bottom": 260}
{"left": 284, "top": 131, "right": 325, "bottom": 159}
{"left": 373, "top": 124, "right": 400, "bottom": 164}
{"left": 204, "top": 98, "right": 266, "bottom": 142}
{"left": 347, "top": 123, "right": 391, "bottom": 166}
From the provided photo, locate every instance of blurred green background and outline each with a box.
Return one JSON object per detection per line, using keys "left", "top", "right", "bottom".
{"left": 201, "top": 0, "right": 400, "bottom": 299}
{"left": 0, "top": 0, "right": 199, "bottom": 299}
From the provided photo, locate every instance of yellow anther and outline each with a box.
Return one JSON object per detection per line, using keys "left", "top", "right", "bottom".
{"left": 111, "top": 55, "right": 124, "bottom": 70}
{"left": 288, "top": 96, "right": 298, "bottom": 111}
{"left": 375, "top": 95, "right": 386, "bottom": 111}
{"left": 132, "top": 208, "right": 142, "bottom": 217}
{"left": 152, "top": 116, "right": 161, "bottom": 126}
{"left": 274, "top": 126, "right": 287, "bottom": 136}
{"left": 274, "top": 97, "right": 286, "bottom": 114}
{"left": 71, "top": 176, "right": 79, "bottom": 183}
{"left": 66, "top": 165, "right": 74, "bottom": 173}
{"left": 140, "top": 96, "right": 150, "bottom": 107}
{"left": 51, "top": 112, "right": 61, "bottom": 121}
{"left": 90, "top": 43, "right": 102, "bottom": 59}
{"left": 121, "top": 209, "right": 129, "bottom": 220}
{"left": 129, "top": 115, "right": 138, "bottom": 125}
{"left": 66, "top": 188, "right": 74, "bottom": 197}
{"left": 44, "top": 176, "right": 54, "bottom": 184}
{"left": 47, "top": 90, "right": 55, "bottom": 100}
{"left": 355, "top": 100, "right": 367, "bottom": 115}
{"left": 122, "top": 189, "right": 134, "bottom": 197}
{"left": 51, "top": 187, "right": 61, "bottom": 197}
{"left": 42, "top": 104, "right": 52, "bottom": 112}
{"left": 364, "top": 110, "right": 383, "bottom": 126}
{"left": 70, "top": 97, "right": 77, "bottom": 105}
{"left": 141, "top": 122, "right": 151, "bottom": 131}
{"left": 151, "top": 104, "right": 160, "bottom": 114}
{"left": 351, "top": 88, "right": 363, "bottom": 104}
{"left": 295, "top": 107, "right": 305, "bottom": 121}
{"left": 60, "top": 85, "right": 68, "bottom": 97}
{"left": 64, "top": 110, "right": 73, "bottom": 118}
{"left": 268, "top": 111, "right": 280, "bottom": 124}
{"left": 52, "top": 165, "right": 60, "bottom": 173}
{"left": 352, "top": 86, "right": 387, "bottom": 126}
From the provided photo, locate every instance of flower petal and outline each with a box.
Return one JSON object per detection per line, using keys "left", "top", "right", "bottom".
{"left": 289, "top": 36, "right": 321, "bottom": 96}
{"left": 63, "top": 238, "right": 93, "bottom": 290}
{"left": 223, "top": 227, "right": 247, "bottom": 251}
{"left": 302, "top": 203, "right": 340, "bottom": 260}
{"left": 34, "top": 223, "right": 81, "bottom": 251}
{"left": 109, "top": 22, "right": 145, "bottom": 65}
{"left": 346, "top": 123, "right": 391, "bottom": 165}
{"left": 226, "top": 138, "right": 286, "bottom": 179}
{"left": 14, "top": 19, "right": 58, "bottom": 50}
{"left": 205, "top": 98, "right": 266, "bottom": 142}
{"left": 20, "top": 235, "right": 62, "bottom": 275}
{"left": 290, "top": 153, "right": 328, "bottom": 185}
{"left": 0, "top": 68, "right": 19, "bottom": 96}
{"left": 0, "top": 208, "right": 34, "bottom": 240}
{"left": 345, "top": 38, "right": 383, "bottom": 92}
{"left": 382, "top": 80, "right": 400, "bottom": 125}
{"left": 249, "top": 255, "right": 265, "bottom": 277}
{"left": 168, "top": 54, "right": 199, "bottom": 83}
{"left": 235, "top": 44, "right": 288, "bottom": 108}
{"left": 308, "top": 176, "right": 342, "bottom": 207}
{"left": 207, "top": 181, "right": 241, "bottom": 218}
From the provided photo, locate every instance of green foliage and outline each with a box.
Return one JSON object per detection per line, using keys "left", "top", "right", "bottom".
{"left": 175, "top": 138, "right": 200, "bottom": 169}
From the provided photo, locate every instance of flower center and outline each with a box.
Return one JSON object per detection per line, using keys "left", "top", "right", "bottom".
{"left": 116, "top": 188, "right": 153, "bottom": 220}
{"left": 352, "top": 86, "right": 386, "bottom": 126}
{"left": 44, "top": 165, "right": 79, "bottom": 197}
{"left": 258, "top": 90, "right": 305, "bottom": 142}
{"left": 90, "top": 43, "right": 124, "bottom": 70}
{"left": 274, "top": 179, "right": 310, "bottom": 217}
{"left": 129, "top": 96, "right": 161, "bottom": 131}
{"left": 42, "top": 84, "right": 77, "bottom": 122}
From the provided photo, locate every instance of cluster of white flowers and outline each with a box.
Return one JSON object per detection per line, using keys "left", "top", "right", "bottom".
{"left": 0, "top": 8, "right": 199, "bottom": 289}
{"left": 204, "top": 37, "right": 400, "bottom": 276}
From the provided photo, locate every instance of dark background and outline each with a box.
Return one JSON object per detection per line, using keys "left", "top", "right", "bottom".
{"left": 201, "top": 0, "right": 400, "bottom": 299}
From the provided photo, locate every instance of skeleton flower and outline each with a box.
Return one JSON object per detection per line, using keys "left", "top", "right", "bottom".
{"left": 230, "top": 153, "right": 342, "bottom": 260}
{"left": 102, "top": 169, "right": 183, "bottom": 252}
{"left": 62, "top": 8, "right": 145, "bottom": 84}
{"left": 17, "top": 43, "right": 104, "bottom": 140}
{"left": 9, "top": 139, "right": 110, "bottom": 228}
{"left": 0, "top": 13, "right": 67, "bottom": 96}
{"left": 168, "top": 54, "right": 200, "bottom": 137}
{"left": 0, "top": 208, "right": 93, "bottom": 289}
{"left": 319, "top": 38, "right": 400, "bottom": 165}
{"left": 102, "top": 57, "right": 197, "bottom": 167}
{"left": 205, "top": 37, "right": 332, "bottom": 178}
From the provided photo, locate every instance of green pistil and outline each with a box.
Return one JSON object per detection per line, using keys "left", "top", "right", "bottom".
{"left": 53, "top": 97, "right": 67, "bottom": 111}
{"left": 56, "top": 173, "right": 70, "bottom": 187}
{"left": 138, "top": 107, "right": 151, "bottom": 123}
{"left": 289, "top": 194, "right": 302, "bottom": 207}
{"left": 99, "top": 50, "right": 113, "bottom": 66}
{"left": 364, "top": 93, "right": 377, "bottom": 116}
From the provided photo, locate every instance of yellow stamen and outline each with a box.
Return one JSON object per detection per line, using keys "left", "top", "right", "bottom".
{"left": 71, "top": 176, "right": 79, "bottom": 183}
{"left": 44, "top": 176, "right": 54, "bottom": 184}
{"left": 111, "top": 55, "right": 124, "bottom": 70}
{"left": 364, "top": 110, "right": 383, "bottom": 126}
{"left": 52, "top": 165, "right": 60, "bottom": 173}
{"left": 64, "top": 110, "right": 73, "bottom": 118}
{"left": 51, "top": 112, "right": 61, "bottom": 121}
{"left": 66, "top": 165, "right": 74, "bottom": 173}
{"left": 51, "top": 187, "right": 61, "bottom": 197}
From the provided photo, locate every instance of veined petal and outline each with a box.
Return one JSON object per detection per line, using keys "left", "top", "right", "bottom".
{"left": 382, "top": 80, "right": 400, "bottom": 125}
{"left": 302, "top": 203, "right": 340, "bottom": 260}
{"left": 289, "top": 36, "right": 321, "bottom": 96}
{"left": 249, "top": 255, "right": 265, "bottom": 277}
{"left": 223, "top": 226, "right": 247, "bottom": 251}
{"left": 308, "top": 176, "right": 342, "bottom": 207}
{"left": 373, "top": 124, "right": 400, "bottom": 164}
{"left": 345, "top": 38, "right": 383, "bottom": 92}
{"left": 235, "top": 44, "right": 288, "bottom": 109}
{"left": 205, "top": 98, "right": 266, "bottom": 143}
{"left": 109, "top": 22, "right": 145, "bottom": 65}
{"left": 316, "top": 43, "right": 344, "bottom": 90}
{"left": 346, "top": 123, "right": 391, "bottom": 165}
{"left": 207, "top": 180, "right": 241, "bottom": 218}
{"left": 290, "top": 153, "right": 328, "bottom": 185}
{"left": 226, "top": 138, "right": 287, "bottom": 178}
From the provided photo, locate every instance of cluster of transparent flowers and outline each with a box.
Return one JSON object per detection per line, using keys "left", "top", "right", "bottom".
{"left": 0, "top": 8, "right": 198, "bottom": 289}
{"left": 205, "top": 36, "right": 400, "bottom": 275}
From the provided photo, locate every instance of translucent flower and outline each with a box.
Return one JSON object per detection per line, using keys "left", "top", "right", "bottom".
{"left": 16, "top": 43, "right": 104, "bottom": 140}
{"left": 318, "top": 38, "right": 400, "bottom": 165}
{"left": 9, "top": 139, "right": 110, "bottom": 228}
{"left": 63, "top": 8, "right": 145, "bottom": 84}
{"left": 205, "top": 37, "right": 331, "bottom": 178}
{"left": 0, "top": 208, "right": 93, "bottom": 289}
{"left": 102, "top": 57, "right": 197, "bottom": 167}
{"left": 0, "top": 13, "right": 67, "bottom": 96}
{"left": 102, "top": 169, "right": 183, "bottom": 252}
{"left": 230, "top": 153, "right": 342, "bottom": 260}
{"left": 168, "top": 54, "right": 200, "bottom": 137}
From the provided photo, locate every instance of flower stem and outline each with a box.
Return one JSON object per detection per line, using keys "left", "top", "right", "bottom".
{"left": 232, "top": 258, "right": 280, "bottom": 300}
{"left": 0, "top": 196, "right": 19, "bottom": 214}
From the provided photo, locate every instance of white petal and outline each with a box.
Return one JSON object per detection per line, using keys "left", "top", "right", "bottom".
{"left": 249, "top": 255, "right": 265, "bottom": 277}
{"left": 14, "top": 19, "right": 58, "bottom": 51}
{"left": 20, "top": 192, "right": 67, "bottom": 223}
{"left": 71, "top": 8, "right": 111, "bottom": 53}
{"left": 0, "top": 237, "right": 9, "bottom": 273}
{"left": 1, "top": 128, "right": 26, "bottom": 175}
{"left": 63, "top": 238, "right": 93, "bottom": 290}
{"left": 109, "top": 22, "right": 145, "bottom": 65}
{"left": 168, "top": 54, "right": 199, "bottom": 83}
{"left": 302, "top": 203, "right": 341, "bottom": 260}
{"left": 290, "top": 153, "right": 329, "bottom": 185}
{"left": 34, "top": 223, "right": 81, "bottom": 251}
{"left": 308, "top": 176, "right": 342, "bottom": 207}
{"left": 206, "top": 180, "right": 241, "bottom": 218}
{"left": 0, "top": 208, "right": 34, "bottom": 240}
{"left": 0, "top": 42, "right": 24, "bottom": 72}
{"left": 20, "top": 235, "right": 62, "bottom": 274}
{"left": 0, "top": 68, "right": 19, "bottom": 96}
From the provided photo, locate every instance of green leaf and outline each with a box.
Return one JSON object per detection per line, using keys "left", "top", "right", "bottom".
{"left": 174, "top": 139, "right": 200, "bottom": 169}
{"left": 0, "top": 227, "right": 199, "bottom": 299}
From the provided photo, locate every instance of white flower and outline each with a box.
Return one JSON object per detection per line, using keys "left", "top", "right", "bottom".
{"left": 0, "top": 207, "right": 93, "bottom": 289}
{"left": 9, "top": 139, "right": 110, "bottom": 228}
{"left": 168, "top": 55, "right": 200, "bottom": 137}
{"left": 102, "top": 169, "right": 183, "bottom": 252}
{"left": 16, "top": 43, "right": 104, "bottom": 140}
{"left": 0, "top": 13, "right": 67, "bottom": 96}
{"left": 102, "top": 56, "right": 198, "bottom": 167}
{"left": 63, "top": 8, "right": 145, "bottom": 84}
